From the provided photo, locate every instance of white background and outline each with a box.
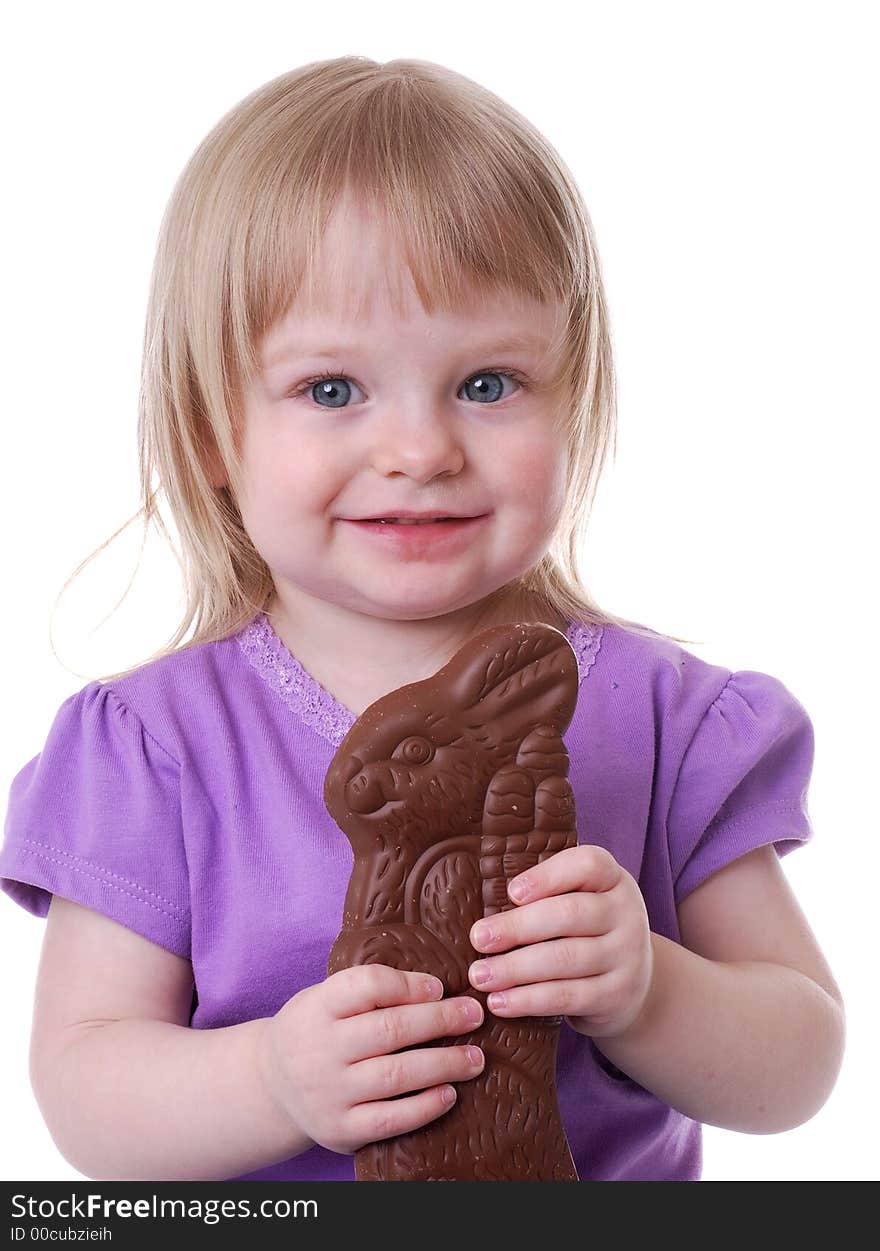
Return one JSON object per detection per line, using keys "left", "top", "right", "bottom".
{"left": 1, "top": 0, "right": 877, "bottom": 1182}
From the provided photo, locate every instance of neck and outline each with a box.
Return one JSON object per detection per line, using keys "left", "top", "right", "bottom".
{"left": 265, "top": 586, "right": 568, "bottom": 715}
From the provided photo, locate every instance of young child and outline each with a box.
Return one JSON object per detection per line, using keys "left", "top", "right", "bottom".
{"left": 0, "top": 56, "right": 844, "bottom": 1182}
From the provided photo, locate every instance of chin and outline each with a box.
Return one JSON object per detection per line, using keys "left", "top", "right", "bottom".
{"left": 356, "top": 588, "right": 487, "bottom": 621}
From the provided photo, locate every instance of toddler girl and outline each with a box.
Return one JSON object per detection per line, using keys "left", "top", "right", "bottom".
{"left": 0, "top": 56, "right": 844, "bottom": 1181}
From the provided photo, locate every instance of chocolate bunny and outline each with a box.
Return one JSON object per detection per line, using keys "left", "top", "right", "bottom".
{"left": 324, "top": 622, "right": 580, "bottom": 1180}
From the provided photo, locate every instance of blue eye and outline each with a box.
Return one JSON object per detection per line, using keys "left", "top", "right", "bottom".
{"left": 459, "top": 372, "right": 512, "bottom": 403}
{"left": 309, "top": 377, "right": 356, "bottom": 408}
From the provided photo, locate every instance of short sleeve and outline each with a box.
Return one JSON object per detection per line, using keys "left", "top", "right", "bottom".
{"left": 0, "top": 682, "right": 191, "bottom": 958}
{"left": 667, "top": 669, "right": 815, "bottom": 905}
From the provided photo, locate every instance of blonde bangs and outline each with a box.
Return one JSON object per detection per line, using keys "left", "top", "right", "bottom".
{"left": 215, "top": 63, "right": 589, "bottom": 388}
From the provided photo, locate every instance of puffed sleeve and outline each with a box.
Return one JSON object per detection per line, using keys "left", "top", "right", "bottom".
{"left": 0, "top": 682, "right": 191, "bottom": 958}
{"left": 667, "top": 669, "right": 815, "bottom": 905}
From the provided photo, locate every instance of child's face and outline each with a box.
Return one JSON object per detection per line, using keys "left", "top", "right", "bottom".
{"left": 235, "top": 200, "right": 570, "bottom": 626}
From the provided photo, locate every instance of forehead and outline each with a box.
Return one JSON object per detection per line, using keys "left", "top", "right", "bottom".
{"left": 260, "top": 197, "right": 566, "bottom": 367}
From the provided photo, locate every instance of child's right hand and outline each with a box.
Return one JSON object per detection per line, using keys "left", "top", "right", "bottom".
{"left": 255, "top": 965, "right": 486, "bottom": 1156}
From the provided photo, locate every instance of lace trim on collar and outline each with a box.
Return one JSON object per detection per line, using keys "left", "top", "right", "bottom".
{"left": 237, "top": 613, "right": 603, "bottom": 748}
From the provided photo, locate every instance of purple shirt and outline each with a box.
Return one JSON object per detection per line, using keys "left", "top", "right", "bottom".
{"left": 0, "top": 613, "right": 815, "bottom": 1180}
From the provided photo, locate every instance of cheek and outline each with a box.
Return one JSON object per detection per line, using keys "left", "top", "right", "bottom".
{"left": 239, "top": 446, "right": 284, "bottom": 522}
{"left": 503, "top": 432, "right": 569, "bottom": 515}
{"left": 240, "top": 425, "right": 330, "bottom": 509}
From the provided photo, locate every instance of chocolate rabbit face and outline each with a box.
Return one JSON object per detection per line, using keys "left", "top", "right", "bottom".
{"left": 323, "top": 622, "right": 578, "bottom": 843}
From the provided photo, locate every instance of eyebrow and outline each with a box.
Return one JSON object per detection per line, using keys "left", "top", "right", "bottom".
{"left": 264, "top": 333, "right": 552, "bottom": 370}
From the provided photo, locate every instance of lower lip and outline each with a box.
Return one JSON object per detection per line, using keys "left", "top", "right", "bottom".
{"left": 343, "top": 516, "right": 488, "bottom": 555}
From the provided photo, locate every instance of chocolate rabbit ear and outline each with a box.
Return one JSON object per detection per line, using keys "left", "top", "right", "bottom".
{"left": 444, "top": 622, "right": 579, "bottom": 735}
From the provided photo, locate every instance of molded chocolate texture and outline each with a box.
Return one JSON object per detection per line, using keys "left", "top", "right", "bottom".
{"left": 324, "top": 623, "right": 580, "bottom": 1181}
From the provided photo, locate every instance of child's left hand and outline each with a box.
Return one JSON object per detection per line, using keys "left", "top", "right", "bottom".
{"left": 468, "top": 845, "right": 654, "bottom": 1039}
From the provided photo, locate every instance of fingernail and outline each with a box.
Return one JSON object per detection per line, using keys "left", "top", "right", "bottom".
{"left": 470, "top": 962, "right": 492, "bottom": 986}
{"left": 441, "top": 1085, "right": 457, "bottom": 1105}
{"left": 487, "top": 992, "right": 507, "bottom": 1011}
{"left": 463, "top": 998, "right": 483, "bottom": 1024}
{"left": 471, "top": 921, "right": 495, "bottom": 947}
{"left": 508, "top": 878, "right": 528, "bottom": 901}
{"left": 466, "top": 1046, "right": 484, "bottom": 1067}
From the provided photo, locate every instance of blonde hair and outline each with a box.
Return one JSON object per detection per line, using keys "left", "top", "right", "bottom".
{"left": 58, "top": 55, "right": 695, "bottom": 683}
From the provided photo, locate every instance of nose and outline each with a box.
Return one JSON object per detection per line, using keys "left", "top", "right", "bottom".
{"left": 368, "top": 402, "right": 465, "bottom": 482}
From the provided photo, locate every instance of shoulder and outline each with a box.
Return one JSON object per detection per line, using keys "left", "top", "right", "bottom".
{"left": 567, "top": 615, "right": 732, "bottom": 725}
{"left": 93, "top": 625, "right": 256, "bottom": 763}
{"left": 566, "top": 614, "right": 811, "bottom": 766}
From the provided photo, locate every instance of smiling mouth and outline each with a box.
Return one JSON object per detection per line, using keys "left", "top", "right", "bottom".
{"left": 341, "top": 516, "right": 489, "bottom": 548}
{"left": 341, "top": 514, "right": 488, "bottom": 527}
{"left": 346, "top": 513, "right": 484, "bottom": 523}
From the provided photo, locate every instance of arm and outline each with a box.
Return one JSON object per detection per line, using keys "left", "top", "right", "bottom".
{"left": 467, "top": 843, "right": 845, "bottom": 1136}
{"left": 30, "top": 896, "right": 311, "bottom": 1181}
{"left": 592, "top": 845, "right": 846, "bottom": 1133}
{"left": 31, "top": 896, "right": 487, "bottom": 1181}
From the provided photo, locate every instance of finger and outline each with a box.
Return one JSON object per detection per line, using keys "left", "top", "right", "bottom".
{"left": 323, "top": 965, "right": 445, "bottom": 1019}
{"left": 507, "top": 844, "right": 621, "bottom": 904}
{"left": 469, "top": 935, "right": 613, "bottom": 994}
{"left": 340, "top": 993, "right": 484, "bottom": 1064}
{"left": 349, "top": 1041, "right": 485, "bottom": 1104}
{"left": 484, "top": 971, "right": 616, "bottom": 1019}
{"left": 347, "top": 1083, "right": 461, "bottom": 1145}
{"left": 470, "top": 891, "right": 612, "bottom": 954}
